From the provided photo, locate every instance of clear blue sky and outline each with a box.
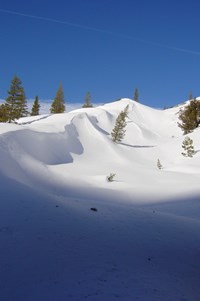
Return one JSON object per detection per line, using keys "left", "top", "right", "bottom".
{"left": 0, "top": 0, "right": 200, "bottom": 107}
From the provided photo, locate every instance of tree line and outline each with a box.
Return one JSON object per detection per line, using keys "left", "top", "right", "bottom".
{"left": 0, "top": 75, "right": 94, "bottom": 122}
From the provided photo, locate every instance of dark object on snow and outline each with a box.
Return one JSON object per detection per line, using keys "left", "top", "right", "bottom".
{"left": 107, "top": 173, "right": 116, "bottom": 182}
{"left": 90, "top": 207, "right": 98, "bottom": 212}
{"left": 56, "top": 205, "right": 59, "bottom": 208}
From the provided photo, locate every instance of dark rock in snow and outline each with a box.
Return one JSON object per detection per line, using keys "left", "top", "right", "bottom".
{"left": 90, "top": 207, "right": 98, "bottom": 212}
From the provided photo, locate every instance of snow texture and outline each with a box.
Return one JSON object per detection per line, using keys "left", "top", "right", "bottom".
{"left": 0, "top": 98, "right": 200, "bottom": 300}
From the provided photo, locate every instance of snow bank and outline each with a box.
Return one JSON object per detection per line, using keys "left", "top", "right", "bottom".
{"left": 0, "top": 98, "right": 200, "bottom": 300}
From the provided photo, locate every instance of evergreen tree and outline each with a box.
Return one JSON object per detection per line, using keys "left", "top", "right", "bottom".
{"left": 178, "top": 98, "right": 200, "bottom": 134}
{"left": 181, "top": 136, "right": 195, "bottom": 157}
{"left": 189, "top": 91, "right": 193, "bottom": 100}
{"left": 111, "top": 105, "right": 129, "bottom": 143}
{"left": 82, "top": 92, "right": 93, "bottom": 108}
{"left": 0, "top": 103, "right": 8, "bottom": 122}
{"left": 50, "top": 83, "right": 65, "bottom": 113}
{"left": 5, "top": 76, "right": 28, "bottom": 122}
{"left": 157, "top": 159, "right": 162, "bottom": 170}
{"left": 31, "top": 96, "right": 40, "bottom": 116}
{"left": 134, "top": 88, "right": 139, "bottom": 102}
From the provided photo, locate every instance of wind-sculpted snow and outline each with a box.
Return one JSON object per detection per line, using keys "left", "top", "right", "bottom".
{"left": 0, "top": 98, "right": 200, "bottom": 301}
{"left": 0, "top": 98, "right": 200, "bottom": 199}
{"left": 0, "top": 125, "right": 83, "bottom": 163}
{"left": 0, "top": 124, "right": 84, "bottom": 190}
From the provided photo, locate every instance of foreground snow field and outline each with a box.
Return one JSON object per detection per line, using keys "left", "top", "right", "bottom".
{"left": 0, "top": 98, "right": 200, "bottom": 300}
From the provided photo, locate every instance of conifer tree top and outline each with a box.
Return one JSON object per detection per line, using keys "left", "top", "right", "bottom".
{"left": 50, "top": 84, "right": 65, "bottom": 114}
{"left": 134, "top": 88, "right": 139, "bottom": 102}
{"left": 111, "top": 105, "right": 129, "bottom": 143}
{"left": 82, "top": 92, "right": 93, "bottom": 108}
{"left": 5, "top": 75, "right": 28, "bottom": 122}
{"left": 178, "top": 98, "right": 200, "bottom": 134}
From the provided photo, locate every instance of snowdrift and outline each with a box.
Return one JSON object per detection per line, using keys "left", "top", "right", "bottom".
{"left": 0, "top": 98, "right": 200, "bottom": 300}
{"left": 0, "top": 98, "right": 200, "bottom": 201}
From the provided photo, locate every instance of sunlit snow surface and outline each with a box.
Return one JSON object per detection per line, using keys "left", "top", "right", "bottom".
{"left": 0, "top": 99, "right": 200, "bottom": 301}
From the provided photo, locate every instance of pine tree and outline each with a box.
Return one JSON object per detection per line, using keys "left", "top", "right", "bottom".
{"left": 5, "top": 76, "right": 28, "bottom": 122}
{"left": 157, "top": 159, "right": 162, "bottom": 169}
{"left": 178, "top": 98, "right": 200, "bottom": 134}
{"left": 111, "top": 105, "right": 129, "bottom": 143}
{"left": 134, "top": 88, "right": 139, "bottom": 102}
{"left": 31, "top": 96, "right": 40, "bottom": 116}
{"left": 50, "top": 83, "right": 65, "bottom": 113}
{"left": 0, "top": 104, "right": 8, "bottom": 122}
{"left": 181, "top": 136, "right": 195, "bottom": 157}
{"left": 189, "top": 91, "right": 193, "bottom": 100}
{"left": 82, "top": 92, "right": 93, "bottom": 108}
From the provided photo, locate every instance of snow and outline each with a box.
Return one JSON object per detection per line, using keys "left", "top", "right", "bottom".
{"left": 0, "top": 98, "right": 200, "bottom": 300}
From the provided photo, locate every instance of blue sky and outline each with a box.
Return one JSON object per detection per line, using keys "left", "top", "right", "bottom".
{"left": 0, "top": 0, "right": 200, "bottom": 108}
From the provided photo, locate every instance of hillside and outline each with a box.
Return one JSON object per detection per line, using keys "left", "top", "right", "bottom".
{"left": 0, "top": 98, "right": 200, "bottom": 300}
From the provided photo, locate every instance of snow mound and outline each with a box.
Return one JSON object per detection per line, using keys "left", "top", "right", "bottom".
{"left": 0, "top": 98, "right": 200, "bottom": 200}
{"left": 1, "top": 98, "right": 200, "bottom": 301}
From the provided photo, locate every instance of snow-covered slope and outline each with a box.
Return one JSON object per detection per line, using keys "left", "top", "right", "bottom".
{"left": 1, "top": 98, "right": 199, "bottom": 200}
{"left": 0, "top": 98, "right": 200, "bottom": 300}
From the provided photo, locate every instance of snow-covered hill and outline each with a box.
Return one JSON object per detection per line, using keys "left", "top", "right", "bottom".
{"left": 0, "top": 98, "right": 200, "bottom": 300}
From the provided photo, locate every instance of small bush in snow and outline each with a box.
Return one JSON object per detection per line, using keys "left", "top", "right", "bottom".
{"left": 157, "top": 159, "right": 162, "bottom": 170}
{"left": 107, "top": 173, "right": 116, "bottom": 182}
{"left": 181, "top": 136, "right": 195, "bottom": 157}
